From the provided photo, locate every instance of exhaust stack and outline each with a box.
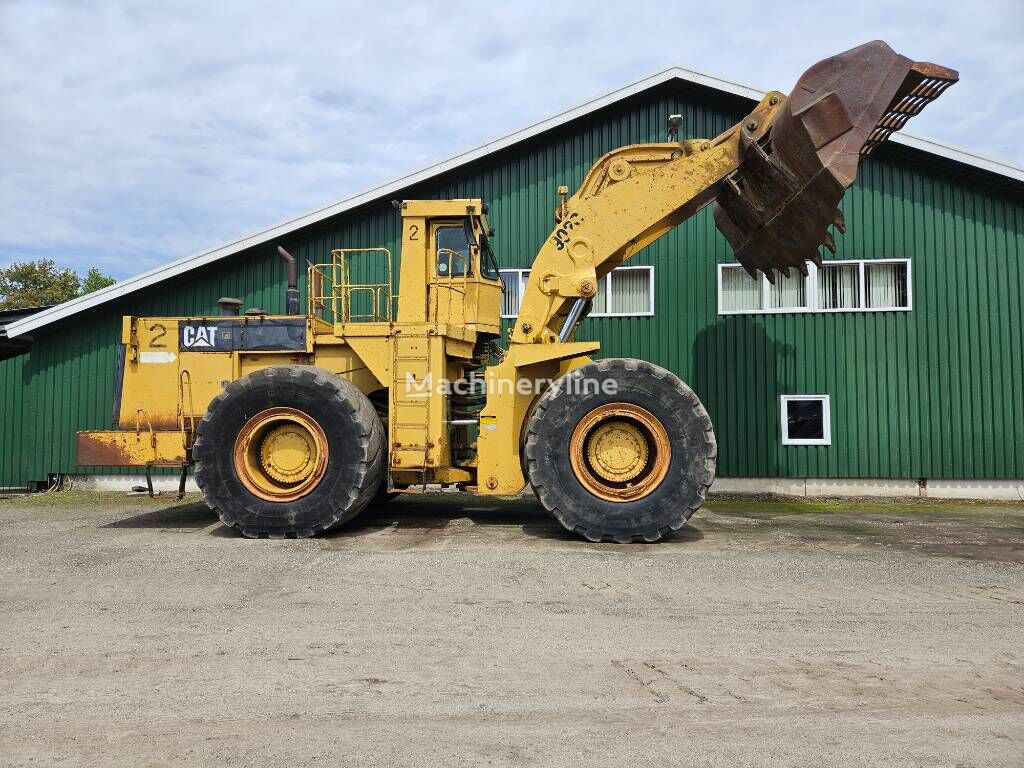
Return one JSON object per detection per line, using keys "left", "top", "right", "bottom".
{"left": 277, "top": 246, "right": 301, "bottom": 315}
{"left": 217, "top": 297, "right": 242, "bottom": 316}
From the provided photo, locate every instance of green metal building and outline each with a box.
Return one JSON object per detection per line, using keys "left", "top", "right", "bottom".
{"left": 3, "top": 68, "right": 1023, "bottom": 496}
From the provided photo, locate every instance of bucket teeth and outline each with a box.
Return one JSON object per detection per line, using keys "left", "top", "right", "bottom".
{"left": 714, "top": 41, "right": 956, "bottom": 277}
{"left": 833, "top": 208, "right": 847, "bottom": 234}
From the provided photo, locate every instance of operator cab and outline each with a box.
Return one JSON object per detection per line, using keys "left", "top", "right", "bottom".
{"left": 396, "top": 199, "right": 502, "bottom": 333}
{"left": 430, "top": 213, "right": 502, "bottom": 333}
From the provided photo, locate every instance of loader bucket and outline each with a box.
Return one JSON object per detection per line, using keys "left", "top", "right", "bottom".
{"left": 714, "top": 40, "right": 958, "bottom": 279}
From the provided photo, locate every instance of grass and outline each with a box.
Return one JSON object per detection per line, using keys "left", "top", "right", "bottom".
{"left": 705, "top": 493, "right": 1024, "bottom": 517}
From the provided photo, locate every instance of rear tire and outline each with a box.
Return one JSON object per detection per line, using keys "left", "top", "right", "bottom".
{"left": 193, "top": 366, "right": 385, "bottom": 538}
{"left": 524, "top": 358, "right": 716, "bottom": 543}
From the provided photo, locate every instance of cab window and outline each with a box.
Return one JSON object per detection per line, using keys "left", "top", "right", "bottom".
{"left": 480, "top": 234, "right": 500, "bottom": 280}
{"left": 436, "top": 225, "right": 472, "bottom": 277}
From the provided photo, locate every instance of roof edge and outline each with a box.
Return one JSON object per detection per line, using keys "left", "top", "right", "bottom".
{"left": 8, "top": 65, "right": 1022, "bottom": 338}
{"left": 886, "top": 132, "right": 1024, "bottom": 181}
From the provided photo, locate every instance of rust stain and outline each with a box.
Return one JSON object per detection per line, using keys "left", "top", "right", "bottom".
{"left": 76, "top": 431, "right": 187, "bottom": 467}
{"left": 76, "top": 433, "right": 133, "bottom": 466}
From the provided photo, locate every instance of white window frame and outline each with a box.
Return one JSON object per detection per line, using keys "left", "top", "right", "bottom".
{"left": 499, "top": 268, "right": 531, "bottom": 318}
{"left": 717, "top": 258, "right": 912, "bottom": 315}
{"left": 780, "top": 394, "right": 832, "bottom": 446}
{"left": 499, "top": 265, "right": 654, "bottom": 318}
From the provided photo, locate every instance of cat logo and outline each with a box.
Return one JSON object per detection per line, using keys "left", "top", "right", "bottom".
{"left": 182, "top": 325, "right": 218, "bottom": 348}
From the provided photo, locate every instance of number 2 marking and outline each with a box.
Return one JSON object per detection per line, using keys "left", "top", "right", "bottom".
{"left": 408, "top": 224, "right": 419, "bottom": 240}
{"left": 148, "top": 323, "right": 167, "bottom": 348}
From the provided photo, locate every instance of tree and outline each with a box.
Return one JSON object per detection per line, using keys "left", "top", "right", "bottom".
{"left": 0, "top": 260, "right": 80, "bottom": 310}
{"left": 0, "top": 261, "right": 117, "bottom": 310}
{"left": 80, "top": 267, "right": 116, "bottom": 295}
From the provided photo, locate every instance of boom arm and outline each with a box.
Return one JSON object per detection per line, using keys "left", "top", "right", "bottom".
{"left": 511, "top": 92, "right": 782, "bottom": 345}
{"left": 511, "top": 40, "right": 957, "bottom": 346}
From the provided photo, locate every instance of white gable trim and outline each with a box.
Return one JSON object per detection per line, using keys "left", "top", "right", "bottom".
{"left": 7, "top": 66, "right": 1022, "bottom": 338}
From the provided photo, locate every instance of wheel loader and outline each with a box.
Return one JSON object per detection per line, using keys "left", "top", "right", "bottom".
{"left": 77, "top": 41, "right": 957, "bottom": 541}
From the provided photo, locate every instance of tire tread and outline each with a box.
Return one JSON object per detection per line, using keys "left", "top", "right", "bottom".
{"left": 524, "top": 357, "right": 716, "bottom": 543}
{"left": 193, "top": 365, "right": 384, "bottom": 538}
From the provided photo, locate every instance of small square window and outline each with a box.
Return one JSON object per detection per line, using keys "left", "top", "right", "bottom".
{"left": 780, "top": 395, "right": 831, "bottom": 446}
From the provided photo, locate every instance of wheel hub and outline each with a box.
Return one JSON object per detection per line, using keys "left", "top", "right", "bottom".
{"left": 569, "top": 403, "right": 671, "bottom": 502}
{"left": 260, "top": 425, "right": 317, "bottom": 484}
{"left": 586, "top": 421, "right": 648, "bottom": 483}
{"left": 234, "top": 407, "right": 329, "bottom": 502}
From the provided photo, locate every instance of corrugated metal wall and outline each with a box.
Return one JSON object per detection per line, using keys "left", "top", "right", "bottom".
{"left": 1, "top": 80, "right": 1021, "bottom": 487}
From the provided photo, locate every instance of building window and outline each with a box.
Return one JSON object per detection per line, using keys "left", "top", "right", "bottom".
{"left": 865, "top": 261, "right": 909, "bottom": 309}
{"left": 818, "top": 263, "right": 860, "bottom": 310}
{"left": 499, "top": 270, "right": 528, "bottom": 318}
{"left": 718, "top": 259, "right": 911, "bottom": 315}
{"left": 720, "top": 265, "right": 762, "bottom": 312}
{"left": 780, "top": 395, "right": 831, "bottom": 446}
{"left": 499, "top": 266, "right": 654, "bottom": 318}
{"left": 767, "top": 270, "right": 807, "bottom": 310}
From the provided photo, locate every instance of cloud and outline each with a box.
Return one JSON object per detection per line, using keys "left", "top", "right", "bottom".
{"left": 0, "top": 0, "right": 1020, "bottom": 278}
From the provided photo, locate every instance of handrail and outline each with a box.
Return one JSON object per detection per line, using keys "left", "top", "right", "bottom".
{"left": 134, "top": 408, "right": 156, "bottom": 450}
{"left": 178, "top": 369, "right": 196, "bottom": 443}
{"left": 307, "top": 247, "right": 393, "bottom": 323}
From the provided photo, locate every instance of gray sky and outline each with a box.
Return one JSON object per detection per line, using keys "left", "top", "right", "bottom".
{"left": 2, "top": 0, "right": 1021, "bottom": 279}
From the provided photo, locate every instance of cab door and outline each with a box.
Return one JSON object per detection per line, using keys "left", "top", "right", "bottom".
{"left": 432, "top": 221, "right": 472, "bottom": 327}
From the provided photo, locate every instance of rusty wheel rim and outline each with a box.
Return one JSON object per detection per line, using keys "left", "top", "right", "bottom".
{"left": 569, "top": 403, "right": 671, "bottom": 502}
{"left": 234, "top": 407, "right": 329, "bottom": 502}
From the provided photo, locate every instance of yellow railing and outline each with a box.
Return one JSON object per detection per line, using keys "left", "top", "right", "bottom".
{"left": 308, "top": 247, "right": 393, "bottom": 323}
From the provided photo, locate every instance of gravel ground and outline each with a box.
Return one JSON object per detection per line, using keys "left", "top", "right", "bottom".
{"left": 0, "top": 490, "right": 1022, "bottom": 767}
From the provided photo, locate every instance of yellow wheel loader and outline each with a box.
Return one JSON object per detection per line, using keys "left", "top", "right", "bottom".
{"left": 77, "top": 41, "right": 957, "bottom": 541}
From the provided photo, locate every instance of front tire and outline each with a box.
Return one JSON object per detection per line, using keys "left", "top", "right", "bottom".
{"left": 524, "top": 358, "right": 716, "bottom": 543}
{"left": 193, "top": 366, "right": 385, "bottom": 538}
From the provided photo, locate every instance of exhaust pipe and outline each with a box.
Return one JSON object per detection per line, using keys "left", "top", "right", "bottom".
{"left": 217, "top": 297, "right": 242, "bottom": 316}
{"left": 276, "top": 246, "right": 301, "bottom": 315}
